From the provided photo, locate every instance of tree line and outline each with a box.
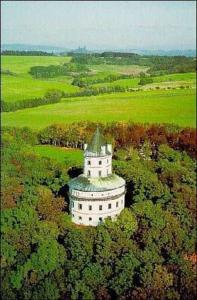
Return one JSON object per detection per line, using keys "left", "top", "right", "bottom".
{"left": 1, "top": 122, "right": 196, "bottom": 299}
{"left": 33, "top": 122, "right": 196, "bottom": 159}
{"left": 29, "top": 63, "right": 89, "bottom": 78}
{"left": 1, "top": 90, "right": 63, "bottom": 112}
{"left": 1, "top": 50, "right": 55, "bottom": 56}
{"left": 72, "top": 73, "right": 133, "bottom": 87}
{"left": 70, "top": 53, "right": 196, "bottom": 74}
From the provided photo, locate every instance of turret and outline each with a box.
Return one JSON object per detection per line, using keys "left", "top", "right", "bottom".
{"left": 83, "top": 127, "right": 112, "bottom": 178}
{"left": 68, "top": 127, "right": 125, "bottom": 226}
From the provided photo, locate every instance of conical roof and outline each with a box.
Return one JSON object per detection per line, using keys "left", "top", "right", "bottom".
{"left": 86, "top": 127, "right": 107, "bottom": 155}
{"left": 68, "top": 174, "right": 125, "bottom": 192}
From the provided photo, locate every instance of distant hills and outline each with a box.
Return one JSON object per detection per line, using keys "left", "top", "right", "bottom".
{"left": 1, "top": 44, "right": 68, "bottom": 53}
{"left": 129, "top": 49, "right": 196, "bottom": 57}
{"left": 2, "top": 44, "right": 196, "bottom": 57}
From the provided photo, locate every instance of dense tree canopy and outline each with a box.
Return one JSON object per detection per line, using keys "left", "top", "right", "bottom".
{"left": 1, "top": 122, "right": 196, "bottom": 299}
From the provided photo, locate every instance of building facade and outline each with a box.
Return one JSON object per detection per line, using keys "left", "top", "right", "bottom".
{"left": 68, "top": 127, "right": 126, "bottom": 226}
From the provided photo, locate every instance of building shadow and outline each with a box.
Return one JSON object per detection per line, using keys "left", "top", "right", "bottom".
{"left": 67, "top": 166, "right": 83, "bottom": 178}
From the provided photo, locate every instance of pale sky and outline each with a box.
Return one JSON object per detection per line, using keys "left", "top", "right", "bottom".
{"left": 1, "top": 1, "right": 196, "bottom": 50}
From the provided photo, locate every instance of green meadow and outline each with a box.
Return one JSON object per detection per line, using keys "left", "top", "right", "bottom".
{"left": 91, "top": 72, "right": 196, "bottom": 89}
{"left": 2, "top": 74, "right": 79, "bottom": 102}
{"left": 1, "top": 55, "right": 78, "bottom": 102}
{"left": 2, "top": 89, "right": 196, "bottom": 129}
{"left": 89, "top": 64, "right": 149, "bottom": 75}
{"left": 1, "top": 55, "right": 196, "bottom": 130}
{"left": 1, "top": 55, "right": 71, "bottom": 73}
{"left": 33, "top": 145, "right": 83, "bottom": 165}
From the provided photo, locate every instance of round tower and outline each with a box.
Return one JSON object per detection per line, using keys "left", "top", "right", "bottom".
{"left": 68, "top": 127, "right": 126, "bottom": 226}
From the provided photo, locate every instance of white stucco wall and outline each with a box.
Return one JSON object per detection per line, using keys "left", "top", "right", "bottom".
{"left": 70, "top": 193, "right": 125, "bottom": 226}
{"left": 84, "top": 155, "right": 112, "bottom": 178}
{"left": 69, "top": 141, "right": 125, "bottom": 226}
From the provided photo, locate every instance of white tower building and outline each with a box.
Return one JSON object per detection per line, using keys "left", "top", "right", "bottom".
{"left": 68, "top": 127, "right": 126, "bottom": 226}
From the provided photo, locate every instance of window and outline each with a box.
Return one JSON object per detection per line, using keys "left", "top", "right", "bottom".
{"left": 108, "top": 203, "right": 111, "bottom": 209}
{"left": 116, "top": 201, "right": 119, "bottom": 208}
{"left": 87, "top": 160, "right": 91, "bottom": 165}
{"left": 78, "top": 203, "right": 82, "bottom": 210}
{"left": 88, "top": 170, "right": 91, "bottom": 176}
{"left": 99, "top": 161, "right": 102, "bottom": 165}
{"left": 72, "top": 214, "right": 74, "bottom": 217}
{"left": 79, "top": 216, "right": 82, "bottom": 220}
{"left": 121, "top": 199, "right": 123, "bottom": 204}
{"left": 107, "top": 159, "right": 109, "bottom": 163}
{"left": 89, "top": 205, "right": 92, "bottom": 211}
{"left": 89, "top": 217, "right": 92, "bottom": 221}
{"left": 72, "top": 202, "right": 74, "bottom": 207}
{"left": 99, "top": 217, "right": 102, "bottom": 222}
{"left": 99, "top": 171, "right": 102, "bottom": 177}
{"left": 99, "top": 205, "right": 102, "bottom": 211}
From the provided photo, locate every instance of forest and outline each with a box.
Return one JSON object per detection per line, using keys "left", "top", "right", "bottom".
{"left": 1, "top": 121, "right": 196, "bottom": 300}
{"left": 1, "top": 50, "right": 55, "bottom": 56}
{"left": 69, "top": 53, "right": 196, "bottom": 74}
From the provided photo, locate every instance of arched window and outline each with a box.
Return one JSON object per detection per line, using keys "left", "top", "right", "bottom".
{"left": 89, "top": 205, "right": 92, "bottom": 211}
{"left": 87, "top": 160, "right": 91, "bottom": 165}
{"left": 89, "top": 217, "right": 92, "bottom": 221}
{"left": 108, "top": 203, "right": 111, "bottom": 209}
{"left": 116, "top": 201, "right": 119, "bottom": 207}
{"left": 88, "top": 170, "right": 91, "bottom": 176}
{"left": 99, "top": 161, "right": 102, "bottom": 165}
{"left": 99, "top": 205, "right": 102, "bottom": 211}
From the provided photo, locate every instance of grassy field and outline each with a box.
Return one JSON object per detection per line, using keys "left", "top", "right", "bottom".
{"left": 1, "top": 55, "right": 78, "bottom": 102}
{"left": 2, "top": 74, "right": 79, "bottom": 102}
{"left": 33, "top": 145, "right": 83, "bottom": 165}
{"left": 88, "top": 64, "right": 149, "bottom": 75}
{"left": 2, "top": 55, "right": 195, "bottom": 102}
{"left": 1, "top": 55, "right": 71, "bottom": 73}
{"left": 89, "top": 64, "right": 149, "bottom": 75}
{"left": 91, "top": 72, "right": 196, "bottom": 89}
{"left": 2, "top": 88, "right": 196, "bottom": 129}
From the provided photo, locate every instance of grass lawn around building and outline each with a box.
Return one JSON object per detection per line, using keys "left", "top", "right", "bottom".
{"left": 33, "top": 145, "right": 83, "bottom": 165}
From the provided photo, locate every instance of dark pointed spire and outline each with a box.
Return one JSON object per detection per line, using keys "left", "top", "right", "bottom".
{"left": 86, "top": 127, "right": 107, "bottom": 155}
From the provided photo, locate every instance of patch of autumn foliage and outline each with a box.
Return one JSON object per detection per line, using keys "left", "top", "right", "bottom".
{"left": 38, "top": 122, "right": 197, "bottom": 159}
{"left": 184, "top": 253, "right": 197, "bottom": 265}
